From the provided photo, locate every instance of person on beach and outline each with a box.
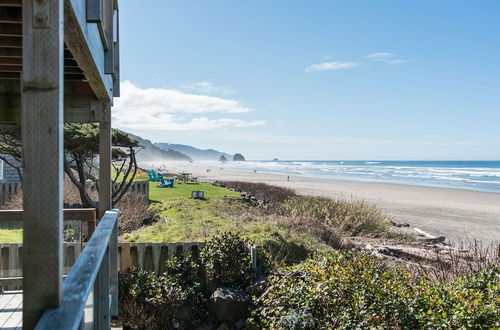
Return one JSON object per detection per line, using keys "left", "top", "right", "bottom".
{"left": 287, "top": 176, "right": 290, "bottom": 182}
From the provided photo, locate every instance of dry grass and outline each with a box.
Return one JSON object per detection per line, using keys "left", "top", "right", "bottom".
{"left": 216, "top": 181, "right": 296, "bottom": 204}
{"left": 264, "top": 214, "right": 350, "bottom": 250}
{"left": 276, "top": 196, "right": 392, "bottom": 237}
{"left": 0, "top": 189, "right": 22, "bottom": 210}
{"left": 411, "top": 240, "right": 500, "bottom": 282}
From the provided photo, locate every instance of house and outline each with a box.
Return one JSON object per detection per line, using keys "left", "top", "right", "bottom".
{"left": 0, "top": 0, "right": 121, "bottom": 328}
{"left": 0, "top": 154, "right": 21, "bottom": 182}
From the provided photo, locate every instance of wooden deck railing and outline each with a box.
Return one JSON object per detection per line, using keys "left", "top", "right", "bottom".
{"left": 0, "top": 208, "right": 96, "bottom": 240}
{"left": 35, "top": 209, "right": 119, "bottom": 329}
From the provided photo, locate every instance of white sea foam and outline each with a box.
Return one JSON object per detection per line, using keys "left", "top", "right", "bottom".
{"left": 198, "top": 160, "right": 500, "bottom": 193}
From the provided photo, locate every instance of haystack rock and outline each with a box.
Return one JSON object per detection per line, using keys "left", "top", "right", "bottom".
{"left": 233, "top": 153, "right": 245, "bottom": 161}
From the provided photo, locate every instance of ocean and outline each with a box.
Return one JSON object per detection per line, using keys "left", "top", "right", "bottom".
{"left": 205, "top": 160, "right": 500, "bottom": 193}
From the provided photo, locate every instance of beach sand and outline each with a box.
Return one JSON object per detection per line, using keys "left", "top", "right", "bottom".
{"left": 156, "top": 162, "right": 500, "bottom": 245}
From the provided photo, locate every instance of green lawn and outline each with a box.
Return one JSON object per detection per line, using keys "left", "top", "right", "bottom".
{"left": 149, "top": 180, "right": 240, "bottom": 201}
{"left": 123, "top": 183, "right": 332, "bottom": 263}
{"left": 0, "top": 228, "right": 22, "bottom": 243}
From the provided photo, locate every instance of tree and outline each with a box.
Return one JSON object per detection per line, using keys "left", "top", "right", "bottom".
{"left": 0, "top": 124, "right": 23, "bottom": 181}
{"left": 0, "top": 123, "right": 141, "bottom": 208}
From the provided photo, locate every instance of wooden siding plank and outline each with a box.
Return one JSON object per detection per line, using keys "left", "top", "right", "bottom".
{"left": 0, "top": 7, "right": 21, "bottom": 24}
{"left": 0, "top": 48, "right": 21, "bottom": 57}
{"left": 21, "top": 0, "right": 64, "bottom": 327}
{"left": 0, "top": 23, "right": 21, "bottom": 37}
{"left": 0, "top": 0, "right": 22, "bottom": 7}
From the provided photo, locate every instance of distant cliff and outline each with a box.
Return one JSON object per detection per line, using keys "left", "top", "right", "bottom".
{"left": 155, "top": 143, "right": 232, "bottom": 161}
{"left": 127, "top": 133, "right": 192, "bottom": 163}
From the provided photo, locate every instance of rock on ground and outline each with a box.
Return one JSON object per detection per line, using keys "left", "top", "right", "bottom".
{"left": 210, "top": 287, "right": 251, "bottom": 323}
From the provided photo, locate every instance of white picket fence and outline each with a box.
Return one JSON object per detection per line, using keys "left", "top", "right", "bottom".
{"left": 0, "top": 242, "right": 257, "bottom": 290}
{"left": 114, "top": 180, "right": 149, "bottom": 200}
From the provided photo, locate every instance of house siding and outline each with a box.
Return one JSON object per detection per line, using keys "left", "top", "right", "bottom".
{"left": 0, "top": 155, "right": 21, "bottom": 182}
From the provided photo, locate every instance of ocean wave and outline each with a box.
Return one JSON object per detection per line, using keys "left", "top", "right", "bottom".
{"left": 199, "top": 160, "right": 500, "bottom": 193}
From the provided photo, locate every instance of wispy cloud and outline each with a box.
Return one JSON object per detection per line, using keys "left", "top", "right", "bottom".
{"left": 305, "top": 61, "right": 360, "bottom": 72}
{"left": 365, "top": 52, "right": 410, "bottom": 64}
{"left": 112, "top": 81, "right": 266, "bottom": 131}
{"left": 178, "top": 81, "right": 235, "bottom": 95}
{"left": 365, "top": 52, "right": 394, "bottom": 60}
{"left": 306, "top": 52, "right": 411, "bottom": 72}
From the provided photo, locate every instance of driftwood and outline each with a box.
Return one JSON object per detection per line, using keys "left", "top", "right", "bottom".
{"left": 414, "top": 227, "right": 446, "bottom": 244}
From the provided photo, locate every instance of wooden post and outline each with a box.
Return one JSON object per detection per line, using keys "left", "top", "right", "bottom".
{"left": 94, "top": 246, "right": 110, "bottom": 329}
{"left": 110, "top": 212, "right": 118, "bottom": 316}
{"left": 98, "top": 116, "right": 111, "bottom": 219}
{"left": 21, "top": 0, "right": 64, "bottom": 327}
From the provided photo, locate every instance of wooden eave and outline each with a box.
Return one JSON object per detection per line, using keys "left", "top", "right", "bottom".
{"left": 0, "top": 0, "right": 118, "bottom": 123}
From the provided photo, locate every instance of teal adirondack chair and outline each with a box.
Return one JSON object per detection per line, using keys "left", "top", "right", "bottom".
{"left": 147, "top": 170, "right": 159, "bottom": 182}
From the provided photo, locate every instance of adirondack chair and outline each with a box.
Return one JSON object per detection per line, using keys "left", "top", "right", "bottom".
{"left": 147, "top": 170, "right": 160, "bottom": 182}
{"left": 157, "top": 178, "right": 174, "bottom": 188}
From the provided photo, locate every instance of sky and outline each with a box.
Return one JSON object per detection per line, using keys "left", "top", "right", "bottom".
{"left": 114, "top": 0, "right": 500, "bottom": 160}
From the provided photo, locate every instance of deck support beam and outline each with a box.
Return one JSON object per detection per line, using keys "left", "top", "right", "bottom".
{"left": 21, "top": 0, "right": 64, "bottom": 328}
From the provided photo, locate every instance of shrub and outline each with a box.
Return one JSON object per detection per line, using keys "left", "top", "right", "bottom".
{"left": 116, "top": 192, "right": 157, "bottom": 235}
{"left": 276, "top": 196, "right": 391, "bottom": 236}
{"left": 249, "top": 251, "right": 500, "bottom": 329}
{"left": 216, "top": 181, "right": 296, "bottom": 204}
{"left": 119, "top": 267, "right": 188, "bottom": 329}
{"left": 119, "top": 233, "right": 269, "bottom": 328}
{"left": 200, "top": 232, "right": 254, "bottom": 290}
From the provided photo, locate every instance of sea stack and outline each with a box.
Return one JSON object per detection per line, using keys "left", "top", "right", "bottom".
{"left": 233, "top": 153, "right": 245, "bottom": 161}
{"left": 219, "top": 155, "right": 228, "bottom": 162}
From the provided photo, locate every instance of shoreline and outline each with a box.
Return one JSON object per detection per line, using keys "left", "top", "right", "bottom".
{"left": 151, "top": 162, "right": 500, "bottom": 245}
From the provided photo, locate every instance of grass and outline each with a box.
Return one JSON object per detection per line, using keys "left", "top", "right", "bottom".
{"left": 149, "top": 180, "right": 240, "bottom": 201}
{"left": 0, "top": 228, "right": 22, "bottom": 243}
{"left": 122, "top": 187, "right": 333, "bottom": 264}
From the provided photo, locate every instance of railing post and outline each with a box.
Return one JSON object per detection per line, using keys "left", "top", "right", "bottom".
{"left": 98, "top": 114, "right": 112, "bottom": 219}
{"left": 88, "top": 210, "right": 96, "bottom": 241}
{"left": 110, "top": 210, "right": 118, "bottom": 317}
{"left": 94, "top": 246, "right": 110, "bottom": 329}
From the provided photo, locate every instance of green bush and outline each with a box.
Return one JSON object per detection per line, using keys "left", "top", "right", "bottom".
{"left": 119, "top": 268, "right": 189, "bottom": 329}
{"left": 119, "top": 233, "right": 270, "bottom": 328}
{"left": 249, "top": 251, "right": 500, "bottom": 329}
{"left": 200, "top": 232, "right": 254, "bottom": 290}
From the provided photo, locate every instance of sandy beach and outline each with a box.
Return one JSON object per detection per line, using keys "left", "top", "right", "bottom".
{"left": 156, "top": 162, "right": 500, "bottom": 245}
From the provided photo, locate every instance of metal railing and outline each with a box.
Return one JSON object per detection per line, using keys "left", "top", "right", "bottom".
{"left": 35, "top": 209, "right": 119, "bottom": 329}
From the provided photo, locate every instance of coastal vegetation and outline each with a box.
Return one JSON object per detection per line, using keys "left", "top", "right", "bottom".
{"left": 1, "top": 175, "right": 498, "bottom": 328}
{"left": 116, "top": 179, "right": 499, "bottom": 328}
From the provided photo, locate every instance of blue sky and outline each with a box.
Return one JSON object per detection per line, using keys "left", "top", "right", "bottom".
{"left": 114, "top": 0, "right": 500, "bottom": 160}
